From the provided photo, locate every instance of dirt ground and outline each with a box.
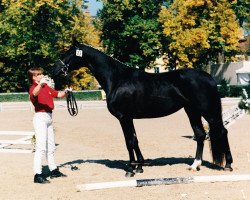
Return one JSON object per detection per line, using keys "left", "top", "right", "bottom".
{"left": 0, "top": 101, "right": 250, "bottom": 200}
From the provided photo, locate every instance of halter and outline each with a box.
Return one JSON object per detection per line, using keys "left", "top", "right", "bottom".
{"left": 58, "top": 59, "right": 69, "bottom": 76}
{"left": 58, "top": 59, "right": 78, "bottom": 116}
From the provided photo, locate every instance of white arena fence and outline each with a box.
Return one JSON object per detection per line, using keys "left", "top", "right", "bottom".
{"left": 0, "top": 98, "right": 241, "bottom": 112}
{"left": 223, "top": 105, "right": 245, "bottom": 127}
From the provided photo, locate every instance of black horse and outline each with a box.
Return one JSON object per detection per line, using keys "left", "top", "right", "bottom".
{"left": 53, "top": 39, "right": 233, "bottom": 177}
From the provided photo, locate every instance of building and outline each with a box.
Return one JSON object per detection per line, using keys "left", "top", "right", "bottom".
{"left": 145, "top": 55, "right": 168, "bottom": 73}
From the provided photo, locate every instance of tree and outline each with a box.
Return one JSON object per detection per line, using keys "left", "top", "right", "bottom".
{"left": 99, "top": 0, "right": 163, "bottom": 70}
{"left": 230, "top": 0, "right": 250, "bottom": 27}
{"left": 159, "top": 0, "right": 241, "bottom": 69}
{"left": 231, "top": 0, "right": 250, "bottom": 57}
{"left": 69, "top": 67, "right": 99, "bottom": 90}
{"left": 0, "top": 0, "right": 100, "bottom": 92}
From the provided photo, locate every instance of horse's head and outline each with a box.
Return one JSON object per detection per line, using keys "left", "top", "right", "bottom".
{"left": 53, "top": 39, "right": 85, "bottom": 77}
{"left": 53, "top": 38, "right": 87, "bottom": 89}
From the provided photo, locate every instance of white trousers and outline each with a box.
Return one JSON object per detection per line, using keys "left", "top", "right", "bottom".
{"left": 33, "top": 112, "right": 57, "bottom": 174}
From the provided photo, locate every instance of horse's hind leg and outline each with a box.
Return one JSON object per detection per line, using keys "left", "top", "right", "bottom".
{"left": 120, "top": 118, "right": 144, "bottom": 177}
{"left": 184, "top": 107, "right": 206, "bottom": 171}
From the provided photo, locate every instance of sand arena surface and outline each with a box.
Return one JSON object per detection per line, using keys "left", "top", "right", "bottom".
{"left": 0, "top": 101, "right": 250, "bottom": 200}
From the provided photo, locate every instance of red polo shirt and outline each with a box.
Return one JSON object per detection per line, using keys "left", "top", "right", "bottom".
{"left": 29, "top": 83, "right": 59, "bottom": 113}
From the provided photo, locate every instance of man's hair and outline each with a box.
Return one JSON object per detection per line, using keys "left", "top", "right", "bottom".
{"left": 27, "top": 67, "right": 44, "bottom": 83}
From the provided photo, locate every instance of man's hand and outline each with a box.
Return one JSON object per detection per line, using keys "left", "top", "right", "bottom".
{"left": 64, "top": 87, "right": 73, "bottom": 94}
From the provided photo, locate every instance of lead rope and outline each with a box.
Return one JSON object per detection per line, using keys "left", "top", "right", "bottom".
{"left": 65, "top": 74, "right": 78, "bottom": 116}
{"left": 66, "top": 90, "right": 78, "bottom": 116}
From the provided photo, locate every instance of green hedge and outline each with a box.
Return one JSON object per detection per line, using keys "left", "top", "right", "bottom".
{"left": 71, "top": 90, "right": 102, "bottom": 101}
{"left": 218, "top": 84, "right": 250, "bottom": 98}
{"left": 0, "top": 90, "right": 102, "bottom": 102}
{"left": 0, "top": 93, "right": 30, "bottom": 102}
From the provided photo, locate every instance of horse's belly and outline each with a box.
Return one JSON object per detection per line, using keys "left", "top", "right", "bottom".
{"left": 133, "top": 103, "right": 183, "bottom": 119}
{"left": 107, "top": 93, "right": 185, "bottom": 119}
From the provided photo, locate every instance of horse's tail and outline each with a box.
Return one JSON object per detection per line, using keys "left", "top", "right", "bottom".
{"left": 209, "top": 121, "right": 228, "bottom": 167}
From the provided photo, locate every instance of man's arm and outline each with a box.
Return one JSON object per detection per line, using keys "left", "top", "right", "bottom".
{"left": 57, "top": 91, "right": 67, "bottom": 98}
{"left": 32, "top": 84, "right": 43, "bottom": 97}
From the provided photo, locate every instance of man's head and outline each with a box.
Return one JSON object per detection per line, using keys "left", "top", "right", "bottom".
{"left": 27, "top": 67, "right": 44, "bottom": 84}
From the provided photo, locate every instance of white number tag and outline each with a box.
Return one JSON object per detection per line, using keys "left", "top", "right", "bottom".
{"left": 76, "top": 50, "right": 83, "bottom": 57}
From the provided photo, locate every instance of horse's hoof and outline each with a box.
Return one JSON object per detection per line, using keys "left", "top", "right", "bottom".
{"left": 224, "top": 163, "right": 233, "bottom": 172}
{"left": 224, "top": 167, "right": 233, "bottom": 172}
{"left": 135, "top": 168, "right": 143, "bottom": 173}
{"left": 188, "top": 167, "right": 197, "bottom": 171}
{"left": 189, "top": 159, "right": 202, "bottom": 171}
{"left": 125, "top": 171, "right": 135, "bottom": 177}
{"left": 188, "top": 166, "right": 200, "bottom": 171}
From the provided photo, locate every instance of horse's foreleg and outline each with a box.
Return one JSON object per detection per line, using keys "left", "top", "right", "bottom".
{"left": 120, "top": 118, "right": 144, "bottom": 177}
{"left": 132, "top": 132, "right": 144, "bottom": 174}
{"left": 120, "top": 118, "right": 135, "bottom": 177}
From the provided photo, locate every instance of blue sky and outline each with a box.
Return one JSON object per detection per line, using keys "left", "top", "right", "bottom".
{"left": 88, "top": 0, "right": 103, "bottom": 16}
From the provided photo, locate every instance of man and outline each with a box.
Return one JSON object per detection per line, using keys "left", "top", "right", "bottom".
{"left": 28, "top": 67, "right": 68, "bottom": 184}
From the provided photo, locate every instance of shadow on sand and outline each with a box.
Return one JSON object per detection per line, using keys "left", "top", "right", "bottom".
{"left": 59, "top": 157, "right": 222, "bottom": 172}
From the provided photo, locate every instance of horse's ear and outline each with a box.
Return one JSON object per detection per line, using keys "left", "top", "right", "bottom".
{"left": 72, "top": 35, "right": 80, "bottom": 47}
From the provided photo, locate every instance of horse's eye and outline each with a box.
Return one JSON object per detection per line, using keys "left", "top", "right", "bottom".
{"left": 59, "top": 46, "right": 70, "bottom": 54}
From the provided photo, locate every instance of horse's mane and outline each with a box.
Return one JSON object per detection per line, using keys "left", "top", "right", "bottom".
{"left": 82, "top": 44, "right": 135, "bottom": 70}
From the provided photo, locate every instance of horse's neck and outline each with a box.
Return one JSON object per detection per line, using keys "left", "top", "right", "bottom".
{"left": 82, "top": 45, "right": 121, "bottom": 94}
